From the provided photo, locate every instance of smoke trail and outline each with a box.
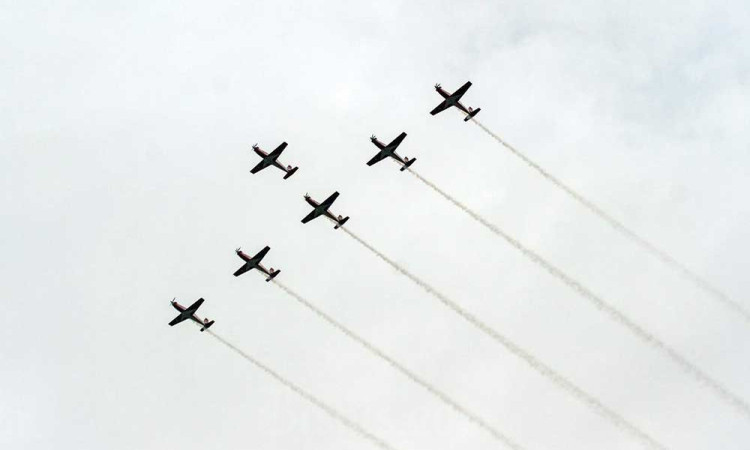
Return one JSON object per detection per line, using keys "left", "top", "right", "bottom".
{"left": 271, "top": 279, "right": 524, "bottom": 450}
{"left": 206, "top": 329, "right": 399, "bottom": 450}
{"left": 407, "top": 167, "right": 750, "bottom": 420}
{"left": 339, "top": 226, "right": 667, "bottom": 450}
{"left": 471, "top": 118, "right": 749, "bottom": 325}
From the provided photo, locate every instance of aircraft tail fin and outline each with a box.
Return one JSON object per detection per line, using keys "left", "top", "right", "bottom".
{"left": 464, "top": 107, "right": 481, "bottom": 121}
{"left": 266, "top": 269, "right": 281, "bottom": 282}
{"left": 334, "top": 216, "right": 350, "bottom": 229}
{"left": 400, "top": 158, "right": 416, "bottom": 171}
{"left": 201, "top": 320, "right": 215, "bottom": 332}
{"left": 283, "top": 166, "right": 299, "bottom": 179}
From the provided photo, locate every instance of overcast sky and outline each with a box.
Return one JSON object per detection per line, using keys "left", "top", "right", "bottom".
{"left": 2, "top": 1, "right": 750, "bottom": 449}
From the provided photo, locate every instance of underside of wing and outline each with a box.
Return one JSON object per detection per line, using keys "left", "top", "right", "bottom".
{"left": 250, "top": 160, "right": 267, "bottom": 174}
{"left": 233, "top": 264, "right": 252, "bottom": 277}
{"left": 451, "top": 81, "right": 472, "bottom": 101}
{"left": 252, "top": 246, "right": 270, "bottom": 262}
{"left": 301, "top": 209, "right": 319, "bottom": 224}
{"left": 320, "top": 191, "right": 339, "bottom": 209}
{"left": 186, "top": 298, "right": 204, "bottom": 312}
{"left": 169, "top": 314, "right": 187, "bottom": 326}
{"left": 387, "top": 132, "right": 407, "bottom": 149}
{"left": 268, "top": 142, "right": 288, "bottom": 159}
{"left": 430, "top": 100, "right": 451, "bottom": 116}
{"left": 367, "top": 152, "right": 388, "bottom": 166}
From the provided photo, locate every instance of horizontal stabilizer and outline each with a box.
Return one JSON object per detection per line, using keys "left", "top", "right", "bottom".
{"left": 400, "top": 158, "right": 416, "bottom": 172}
{"left": 266, "top": 269, "right": 281, "bottom": 282}
{"left": 283, "top": 166, "right": 299, "bottom": 179}
{"left": 464, "top": 107, "right": 481, "bottom": 122}
{"left": 201, "top": 320, "right": 215, "bottom": 332}
{"left": 334, "top": 216, "right": 350, "bottom": 229}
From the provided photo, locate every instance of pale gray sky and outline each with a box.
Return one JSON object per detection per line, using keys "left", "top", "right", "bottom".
{"left": 2, "top": 1, "right": 749, "bottom": 449}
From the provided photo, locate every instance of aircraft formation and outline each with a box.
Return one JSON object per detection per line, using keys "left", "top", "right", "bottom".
{"left": 167, "top": 79, "right": 747, "bottom": 450}
{"left": 169, "top": 80, "right": 479, "bottom": 331}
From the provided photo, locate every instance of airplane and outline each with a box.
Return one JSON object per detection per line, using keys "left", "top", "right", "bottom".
{"left": 368, "top": 132, "right": 416, "bottom": 171}
{"left": 234, "top": 245, "right": 280, "bottom": 281}
{"left": 250, "top": 142, "right": 299, "bottom": 179}
{"left": 302, "top": 191, "right": 349, "bottom": 229}
{"left": 168, "top": 298, "right": 215, "bottom": 331}
{"left": 430, "top": 81, "right": 481, "bottom": 121}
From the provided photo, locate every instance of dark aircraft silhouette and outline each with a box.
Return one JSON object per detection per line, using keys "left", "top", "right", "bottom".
{"left": 250, "top": 142, "right": 299, "bottom": 179}
{"left": 368, "top": 132, "right": 415, "bottom": 171}
{"left": 431, "top": 81, "right": 481, "bottom": 121}
{"left": 169, "top": 298, "right": 215, "bottom": 331}
{"left": 302, "top": 191, "right": 349, "bottom": 229}
{"left": 234, "top": 246, "right": 280, "bottom": 281}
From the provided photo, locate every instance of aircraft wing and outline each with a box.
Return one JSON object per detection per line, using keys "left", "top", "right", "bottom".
{"left": 320, "top": 191, "right": 340, "bottom": 210}
{"left": 452, "top": 81, "right": 472, "bottom": 101}
{"left": 430, "top": 100, "right": 451, "bottom": 116}
{"left": 367, "top": 152, "right": 388, "bottom": 166}
{"left": 233, "top": 264, "right": 252, "bottom": 277}
{"left": 168, "top": 314, "right": 188, "bottom": 326}
{"left": 250, "top": 160, "right": 266, "bottom": 174}
{"left": 386, "top": 132, "right": 407, "bottom": 150}
{"left": 301, "top": 209, "right": 320, "bottom": 224}
{"left": 186, "top": 298, "right": 204, "bottom": 313}
{"left": 252, "top": 246, "right": 271, "bottom": 262}
{"left": 268, "top": 142, "right": 288, "bottom": 159}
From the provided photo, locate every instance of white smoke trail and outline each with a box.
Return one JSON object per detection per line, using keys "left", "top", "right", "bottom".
{"left": 407, "top": 167, "right": 750, "bottom": 420}
{"left": 339, "top": 226, "right": 667, "bottom": 450}
{"left": 271, "top": 279, "right": 524, "bottom": 450}
{"left": 206, "top": 329, "right": 399, "bottom": 450}
{"left": 471, "top": 118, "right": 750, "bottom": 325}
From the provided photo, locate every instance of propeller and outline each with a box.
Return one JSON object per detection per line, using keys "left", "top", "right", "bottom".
{"left": 252, "top": 143, "right": 259, "bottom": 149}
{"left": 236, "top": 247, "right": 241, "bottom": 253}
{"left": 434, "top": 83, "right": 441, "bottom": 89}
